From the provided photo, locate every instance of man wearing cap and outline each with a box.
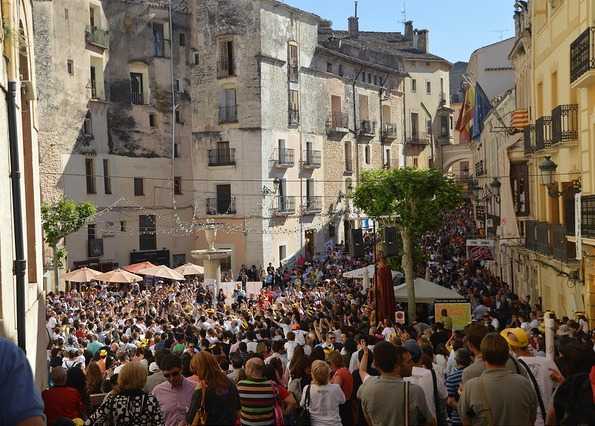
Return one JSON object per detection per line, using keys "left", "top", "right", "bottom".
{"left": 501, "top": 328, "right": 559, "bottom": 426}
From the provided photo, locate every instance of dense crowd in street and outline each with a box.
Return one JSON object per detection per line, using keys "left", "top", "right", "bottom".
{"left": 2, "top": 207, "right": 594, "bottom": 426}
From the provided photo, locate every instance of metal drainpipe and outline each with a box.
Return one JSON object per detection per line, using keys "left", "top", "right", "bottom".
{"left": 7, "top": 81, "right": 27, "bottom": 352}
{"left": 402, "top": 77, "right": 408, "bottom": 168}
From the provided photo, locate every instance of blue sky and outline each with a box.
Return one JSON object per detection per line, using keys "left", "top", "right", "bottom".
{"left": 284, "top": 0, "right": 515, "bottom": 63}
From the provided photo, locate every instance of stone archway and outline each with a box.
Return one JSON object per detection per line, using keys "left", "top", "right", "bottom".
{"left": 438, "top": 143, "right": 474, "bottom": 173}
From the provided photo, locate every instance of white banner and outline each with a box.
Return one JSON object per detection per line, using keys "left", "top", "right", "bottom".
{"left": 221, "top": 282, "right": 238, "bottom": 305}
{"left": 576, "top": 192, "right": 582, "bottom": 260}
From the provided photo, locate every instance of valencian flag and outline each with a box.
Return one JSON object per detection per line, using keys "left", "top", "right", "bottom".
{"left": 455, "top": 84, "right": 475, "bottom": 143}
{"left": 455, "top": 82, "right": 492, "bottom": 142}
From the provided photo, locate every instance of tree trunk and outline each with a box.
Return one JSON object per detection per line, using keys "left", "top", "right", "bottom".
{"left": 401, "top": 228, "right": 416, "bottom": 323}
{"left": 51, "top": 245, "right": 59, "bottom": 291}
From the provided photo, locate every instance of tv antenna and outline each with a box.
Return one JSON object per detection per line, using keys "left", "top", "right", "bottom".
{"left": 401, "top": 0, "right": 407, "bottom": 24}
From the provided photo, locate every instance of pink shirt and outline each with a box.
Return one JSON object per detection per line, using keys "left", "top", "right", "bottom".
{"left": 152, "top": 377, "right": 195, "bottom": 426}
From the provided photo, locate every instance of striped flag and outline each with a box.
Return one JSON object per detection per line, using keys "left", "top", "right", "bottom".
{"left": 511, "top": 109, "right": 529, "bottom": 129}
{"left": 455, "top": 84, "right": 475, "bottom": 143}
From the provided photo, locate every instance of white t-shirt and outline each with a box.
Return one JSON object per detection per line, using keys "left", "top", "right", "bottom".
{"left": 518, "top": 355, "right": 559, "bottom": 426}
{"left": 300, "top": 384, "right": 345, "bottom": 426}
{"left": 285, "top": 340, "right": 299, "bottom": 362}
{"left": 404, "top": 366, "right": 447, "bottom": 419}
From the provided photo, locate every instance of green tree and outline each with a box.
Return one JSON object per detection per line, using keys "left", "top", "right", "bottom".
{"left": 41, "top": 198, "right": 96, "bottom": 286}
{"left": 353, "top": 168, "right": 462, "bottom": 322}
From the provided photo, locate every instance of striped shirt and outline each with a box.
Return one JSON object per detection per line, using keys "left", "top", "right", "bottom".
{"left": 237, "top": 378, "right": 275, "bottom": 426}
{"left": 445, "top": 367, "right": 464, "bottom": 426}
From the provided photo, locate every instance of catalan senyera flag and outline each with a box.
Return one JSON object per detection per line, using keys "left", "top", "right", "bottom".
{"left": 455, "top": 84, "right": 475, "bottom": 143}
{"left": 511, "top": 109, "right": 529, "bottom": 129}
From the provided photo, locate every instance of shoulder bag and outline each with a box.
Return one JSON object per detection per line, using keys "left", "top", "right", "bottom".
{"left": 296, "top": 384, "right": 311, "bottom": 426}
{"left": 517, "top": 358, "right": 546, "bottom": 423}
{"left": 192, "top": 381, "right": 208, "bottom": 426}
{"left": 403, "top": 381, "right": 410, "bottom": 426}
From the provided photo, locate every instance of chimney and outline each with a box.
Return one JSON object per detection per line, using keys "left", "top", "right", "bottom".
{"left": 417, "top": 29, "right": 428, "bottom": 53}
{"left": 404, "top": 20, "right": 413, "bottom": 40}
{"left": 348, "top": 16, "right": 359, "bottom": 38}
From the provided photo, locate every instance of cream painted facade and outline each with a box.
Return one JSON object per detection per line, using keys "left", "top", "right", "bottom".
{"left": 1, "top": 0, "right": 48, "bottom": 385}
{"left": 467, "top": 37, "right": 516, "bottom": 101}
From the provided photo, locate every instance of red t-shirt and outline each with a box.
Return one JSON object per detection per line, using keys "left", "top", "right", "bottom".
{"left": 333, "top": 367, "right": 354, "bottom": 400}
{"left": 42, "top": 386, "right": 83, "bottom": 425}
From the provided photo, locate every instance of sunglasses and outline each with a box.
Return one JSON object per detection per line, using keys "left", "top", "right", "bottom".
{"left": 163, "top": 370, "right": 181, "bottom": 379}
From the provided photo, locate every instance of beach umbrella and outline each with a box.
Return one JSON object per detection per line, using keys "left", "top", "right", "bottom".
{"left": 63, "top": 267, "right": 102, "bottom": 283}
{"left": 174, "top": 263, "right": 204, "bottom": 276}
{"left": 122, "top": 261, "right": 156, "bottom": 274}
{"left": 96, "top": 268, "right": 143, "bottom": 284}
{"left": 138, "top": 265, "right": 185, "bottom": 281}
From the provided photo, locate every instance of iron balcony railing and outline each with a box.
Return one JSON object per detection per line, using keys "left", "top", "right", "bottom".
{"left": 207, "top": 197, "right": 237, "bottom": 215}
{"left": 523, "top": 125, "right": 535, "bottom": 154}
{"left": 475, "top": 160, "right": 485, "bottom": 177}
{"left": 302, "top": 196, "right": 322, "bottom": 213}
{"left": 289, "top": 64, "right": 299, "bottom": 82}
{"left": 535, "top": 116, "right": 552, "bottom": 150}
{"left": 582, "top": 194, "right": 595, "bottom": 238}
{"left": 359, "top": 120, "right": 376, "bottom": 136}
{"left": 326, "top": 112, "right": 349, "bottom": 130}
{"left": 552, "top": 104, "right": 578, "bottom": 144}
{"left": 289, "top": 108, "right": 300, "bottom": 126}
{"left": 382, "top": 123, "right": 398, "bottom": 141}
{"left": 551, "top": 224, "right": 576, "bottom": 262}
{"left": 85, "top": 25, "right": 109, "bottom": 49}
{"left": 535, "top": 222, "right": 551, "bottom": 256}
{"left": 130, "top": 92, "right": 144, "bottom": 105}
{"left": 405, "top": 134, "right": 430, "bottom": 145}
{"left": 571, "top": 27, "right": 595, "bottom": 83}
{"left": 272, "top": 196, "right": 296, "bottom": 215}
{"left": 302, "top": 150, "right": 321, "bottom": 168}
{"left": 219, "top": 105, "right": 238, "bottom": 123}
{"left": 217, "top": 57, "right": 234, "bottom": 79}
{"left": 525, "top": 220, "right": 537, "bottom": 251}
{"left": 208, "top": 148, "right": 236, "bottom": 166}
{"left": 271, "top": 148, "right": 295, "bottom": 168}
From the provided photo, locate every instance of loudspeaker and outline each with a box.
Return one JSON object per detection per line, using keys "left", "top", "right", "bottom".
{"left": 383, "top": 227, "right": 398, "bottom": 257}
{"left": 350, "top": 228, "right": 364, "bottom": 258}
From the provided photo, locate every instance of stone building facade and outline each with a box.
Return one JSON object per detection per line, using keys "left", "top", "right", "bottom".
{"left": 1, "top": 0, "right": 47, "bottom": 384}
{"left": 34, "top": 0, "right": 196, "bottom": 278}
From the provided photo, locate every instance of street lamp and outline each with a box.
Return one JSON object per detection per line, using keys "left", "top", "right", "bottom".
{"left": 539, "top": 156, "right": 582, "bottom": 198}
{"left": 471, "top": 179, "right": 482, "bottom": 199}
{"left": 539, "top": 156, "right": 557, "bottom": 187}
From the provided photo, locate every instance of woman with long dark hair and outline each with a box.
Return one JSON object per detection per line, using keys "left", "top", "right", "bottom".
{"left": 186, "top": 352, "right": 240, "bottom": 426}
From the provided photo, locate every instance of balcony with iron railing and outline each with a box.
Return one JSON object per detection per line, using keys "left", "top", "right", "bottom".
{"left": 358, "top": 120, "right": 376, "bottom": 138}
{"left": 270, "top": 148, "right": 295, "bottom": 168}
{"left": 217, "top": 57, "right": 235, "bottom": 79}
{"left": 208, "top": 148, "right": 236, "bottom": 166}
{"left": 405, "top": 133, "right": 430, "bottom": 146}
{"left": 207, "top": 197, "right": 237, "bottom": 215}
{"left": 130, "top": 92, "right": 144, "bottom": 105}
{"left": 535, "top": 116, "right": 552, "bottom": 150}
{"left": 219, "top": 105, "right": 238, "bottom": 123}
{"left": 272, "top": 196, "right": 296, "bottom": 216}
{"left": 85, "top": 25, "right": 109, "bottom": 49}
{"left": 381, "top": 123, "right": 398, "bottom": 142}
{"left": 525, "top": 220, "right": 576, "bottom": 262}
{"left": 326, "top": 112, "right": 349, "bottom": 134}
{"left": 475, "top": 160, "right": 485, "bottom": 176}
{"left": 289, "top": 108, "right": 300, "bottom": 126}
{"left": 523, "top": 125, "right": 535, "bottom": 154}
{"left": 302, "top": 150, "right": 321, "bottom": 169}
{"left": 289, "top": 64, "right": 299, "bottom": 82}
{"left": 552, "top": 104, "right": 578, "bottom": 144}
{"left": 302, "top": 196, "right": 322, "bottom": 214}
{"left": 583, "top": 194, "right": 595, "bottom": 238}
{"left": 571, "top": 27, "right": 595, "bottom": 87}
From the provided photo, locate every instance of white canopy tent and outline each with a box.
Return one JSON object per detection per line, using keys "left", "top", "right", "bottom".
{"left": 394, "top": 278, "right": 463, "bottom": 303}
{"left": 343, "top": 265, "right": 403, "bottom": 292}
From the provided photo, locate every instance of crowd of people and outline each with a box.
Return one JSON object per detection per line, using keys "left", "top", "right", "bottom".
{"left": 4, "top": 206, "right": 595, "bottom": 426}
